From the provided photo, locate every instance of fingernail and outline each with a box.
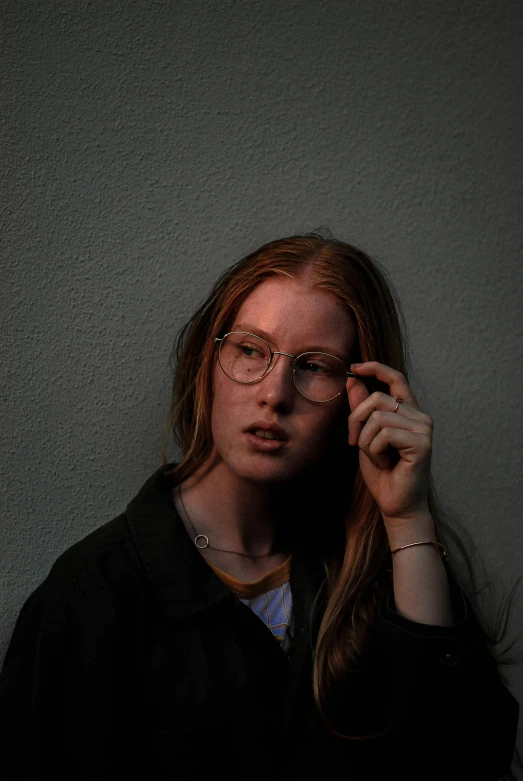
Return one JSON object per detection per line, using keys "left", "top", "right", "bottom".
{"left": 351, "top": 363, "right": 363, "bottom": 369}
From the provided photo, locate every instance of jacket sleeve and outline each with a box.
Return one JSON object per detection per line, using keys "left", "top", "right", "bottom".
{"left": 0, "top": 541, "right": 146, "bottom": 781}
{"left": 373, "top": 563, "right": 520, "bottom": 780}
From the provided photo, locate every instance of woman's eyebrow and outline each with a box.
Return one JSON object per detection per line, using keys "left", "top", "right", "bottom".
{"left": 232, "top": 323, "right": 345, "bottom": 357}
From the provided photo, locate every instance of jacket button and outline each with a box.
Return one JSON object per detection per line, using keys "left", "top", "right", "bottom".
{"left": 440, "top": 651, "right": 458, "bottom": 666}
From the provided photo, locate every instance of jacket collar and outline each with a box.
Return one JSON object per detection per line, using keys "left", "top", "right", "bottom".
{"left": 125, "top": 464, "right": 325, "bottom": 636}
{"left": 126, "top": 463, "right": 235, "bottom": 625}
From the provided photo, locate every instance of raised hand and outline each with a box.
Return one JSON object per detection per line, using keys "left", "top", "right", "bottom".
{"left": 347, "top": 361, "right": 434, "bottom": 529}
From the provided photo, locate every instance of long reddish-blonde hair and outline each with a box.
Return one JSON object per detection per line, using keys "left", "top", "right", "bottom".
{"left": 161, "top": 233, "right": 521, "bottom": 765}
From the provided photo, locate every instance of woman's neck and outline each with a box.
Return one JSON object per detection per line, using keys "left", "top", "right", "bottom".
{"left": 172, "top": 450, "right": 353, "bottom": 561}
{"left": 174, "top": 462, "right": 295, "bottom": 558}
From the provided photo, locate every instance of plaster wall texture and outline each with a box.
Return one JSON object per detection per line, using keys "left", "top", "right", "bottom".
{"left": 2, "top": 0, "right": 523, "bottom": 768}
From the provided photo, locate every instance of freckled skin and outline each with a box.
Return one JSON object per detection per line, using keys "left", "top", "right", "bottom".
{"left": 209, "top": 276, "right": 358, "bottom": 486}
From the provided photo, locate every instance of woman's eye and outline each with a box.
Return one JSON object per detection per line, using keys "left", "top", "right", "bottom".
{"left": 241, "top": 346, "right": 262, "bottom": 358}
{"left": 305, "top": 362, "right": 326, "bottom": 373}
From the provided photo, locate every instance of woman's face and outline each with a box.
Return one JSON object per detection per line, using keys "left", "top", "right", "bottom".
{"left": 209, "top": 276, "right": 359, "bottom": 486}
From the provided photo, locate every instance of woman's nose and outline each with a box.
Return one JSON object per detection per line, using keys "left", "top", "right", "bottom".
{"left": 258, "top": 354, "right": 295, "bottom": 403}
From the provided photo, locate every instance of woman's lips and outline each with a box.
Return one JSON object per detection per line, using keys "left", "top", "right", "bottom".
{"left": 244, "top": 431, "right": 288, "bottom": 451}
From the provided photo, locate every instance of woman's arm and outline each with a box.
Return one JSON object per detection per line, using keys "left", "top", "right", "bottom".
{"left": 386, "top": 513, "right": 457, "bottom": 626}
{"left": 373, "top": 543, "right": 520, "bottom": 780}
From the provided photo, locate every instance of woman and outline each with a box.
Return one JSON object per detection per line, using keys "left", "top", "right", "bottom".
{"left": 0, "top": 233, "right": 520, "bottom": 780}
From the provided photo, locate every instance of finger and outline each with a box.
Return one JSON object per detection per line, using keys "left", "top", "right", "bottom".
{"left": 350, "top": 362, "right": 420, "bottom": 409}
{"left": 348, "top": 393, "right": 428, "bottom": 444}
{"left": 366, "top": 425, "right": 432, "bottom": 468}
{"left": 354, "top": 414, "right": 414, "bottom": 467}
{"left": 357, "top": 410, "right": 430, "bottom": 450}
{"left": 345, "top": 374, "right": 370, "bottom": 413}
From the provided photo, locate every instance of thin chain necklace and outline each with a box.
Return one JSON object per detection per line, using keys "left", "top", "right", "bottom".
{"left": 177, "top": 486, "right": 275, "bottom": 558}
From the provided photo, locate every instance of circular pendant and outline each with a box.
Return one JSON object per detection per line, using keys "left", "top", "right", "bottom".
{"left": 194, "top": 534, "right": 209, "bottom": 549}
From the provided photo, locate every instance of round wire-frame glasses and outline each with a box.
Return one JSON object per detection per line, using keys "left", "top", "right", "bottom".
{"left": 214, "top": 331, "right": 359, "bottom": 403}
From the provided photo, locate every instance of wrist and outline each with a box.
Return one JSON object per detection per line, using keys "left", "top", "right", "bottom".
{"left": 384, "top": 514, "right": 437, "bottom": 550}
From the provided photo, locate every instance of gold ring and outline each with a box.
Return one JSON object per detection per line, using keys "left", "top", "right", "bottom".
{"left": 392, "top": 395, "right": 403, "bottom": 413}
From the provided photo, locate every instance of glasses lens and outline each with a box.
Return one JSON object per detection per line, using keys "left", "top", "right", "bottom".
{"left": 294, "top": 353, "right": 347, "bottom": 402}
{"left": 219, "top": 333, "right": 271, "bottom": 383}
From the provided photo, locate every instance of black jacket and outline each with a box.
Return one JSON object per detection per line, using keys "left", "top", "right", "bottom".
{"left": 0, "top": 464, "right": 519, "bottom": 780}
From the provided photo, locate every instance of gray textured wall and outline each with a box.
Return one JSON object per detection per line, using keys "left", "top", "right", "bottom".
{"left": 3, "top": 0, "right": 523, "bottom": 768}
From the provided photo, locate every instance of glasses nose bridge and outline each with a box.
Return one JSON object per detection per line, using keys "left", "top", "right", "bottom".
{"left": 268, "top": 349, "right": 297, "bottom": 374}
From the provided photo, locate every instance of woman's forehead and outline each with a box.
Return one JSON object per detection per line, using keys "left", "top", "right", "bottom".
{"left": 232, "top": 278, "right": 357, "bottom": 355}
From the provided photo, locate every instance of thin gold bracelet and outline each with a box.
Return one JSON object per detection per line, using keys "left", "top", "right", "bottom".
{"left": 391, "top": 540, "right": 447, "bottom": 558}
